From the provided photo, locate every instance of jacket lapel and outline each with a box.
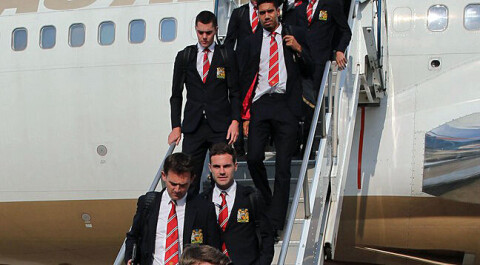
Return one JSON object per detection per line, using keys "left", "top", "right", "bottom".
{"left": 147, "top": 190, "right": 164, "bottom": 251}
{"left": 183, "top": 196, "right": 197, "bottom": 245}
{"left": 243, "top": 4, "right": 251, "bottom": 32}
{"left": 188, "top": 46, "right": 204, "bottom": 83}
{"left": 252, "top": 28, "right": 263, "bottom": 66}
{"left": 282, "top": 29, "right": 295, "bottom": 92}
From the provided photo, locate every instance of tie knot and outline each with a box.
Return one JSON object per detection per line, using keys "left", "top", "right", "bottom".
{"left": 270, "top": 32, "right": 277, "bottom": 38}
{"left": 220, "top": 191, "right": 227, "bottom": 198}
{"left": 170, "top": 200, "right": 176, "bottom": 205}
{"left": 204, "top": 48, "right": 210, "bottom": 54}
{"left": 310, "top": 0, "right": 315, "bottom": 4}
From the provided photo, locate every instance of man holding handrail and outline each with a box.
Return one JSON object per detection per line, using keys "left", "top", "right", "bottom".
{"left": 238, "top": 0, "right": 313, "bottom": 238}
{"left": 168, "top": 11, "right": 241, "bottom": 197}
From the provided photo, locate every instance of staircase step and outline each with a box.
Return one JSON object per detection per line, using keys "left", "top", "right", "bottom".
{"left": 272, "top": 241, "right": 300, "bottom": 265}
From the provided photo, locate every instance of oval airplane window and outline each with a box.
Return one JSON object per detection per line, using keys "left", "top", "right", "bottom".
{"left": 129, "top": 19, "right": 146, "bottom": 44}
{"left": 99, "top": 21, "right": 115, "bottom": 46}
{"left": 69, "top": 23, "right": 85, "bottom": 47}
{"left": 427, "top": 5, "right": 448, "bottom": 32}
{"left": 465, "top": 4, "right": 480, "bottom": 30}
{"left": 160, "top": 18, "right": 177, "bottom": 42}
{"left": 12, "top": 28, "right": 28, "bottom": 51}
{"left": 40, "top": 25, "right": 56, "bottom": 49}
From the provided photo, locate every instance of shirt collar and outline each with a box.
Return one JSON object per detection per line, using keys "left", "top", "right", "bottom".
{"left": 263, "top": 24, "right": 282, "bottom": 37}
{"left": 197, "top": 42, "right": 216, "bottom": 53}
{"left": 164, "top": 190, "right": 187, "bottom": 206}
{"left": 213, "top": 180, "right": 237, "bottom": 197}
{"left": 249, "top": 1, "right": 256, "bottom": 10}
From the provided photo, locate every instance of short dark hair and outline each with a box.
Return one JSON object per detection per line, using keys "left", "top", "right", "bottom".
{"left": 195, "top": 10, "right": 218, "bottom": 28}
{"left": 180, "top": 244, "right": 231, "bottom": 265}
{"left": 163, "top": 153, "right": 194, "bottom": 178}
{"left": 257, "top": 0, "right": 279, "bottom": 9}
{"left": 209, "top": 142, "right": 237, "bottom": 163}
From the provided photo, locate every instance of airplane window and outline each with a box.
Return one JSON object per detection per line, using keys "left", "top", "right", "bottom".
{"left": 40, "top": 25, "right": 56, "bottom": 49}
{"left": 12, "top": 28, "right": 27, "bottom": 51}
{"left": 69, "top": 23, "right": 85, "bottom": 47}
{"left": 427, "top": 5, "right": 448, "bottom": 32}
{"left": 465, "top": 4, "right": 480, "bottom": 30}
{"left": 99, "top": 21, "right": 115, "bottom": 46}
{"left": 160, "top": 18, "right": 177, "bottom": 42}
{"left": 129, "top": 19, "right": 146, "bottom": 44}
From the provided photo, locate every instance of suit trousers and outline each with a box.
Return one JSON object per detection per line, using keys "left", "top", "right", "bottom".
{"left": 183, "top": 118, "right": 226, "bottom": 197}
{"left": 247, "top": 93, "right": 298, "bottom": 230}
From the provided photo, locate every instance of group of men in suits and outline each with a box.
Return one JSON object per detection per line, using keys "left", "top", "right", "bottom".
{"left": 125, "top": 0, "right": 351, "bottom": 263}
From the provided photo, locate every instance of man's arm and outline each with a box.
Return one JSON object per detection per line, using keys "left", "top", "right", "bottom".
{"left": 169, "top": 50, "right": 185, "bottom": 144}
{"left": 224, "top": 7, "right": 241, "bottom": 50}
{"left": 284, "top": 28, "right": 314, "bottom": 76}
{"left": 125, "top": 195, "right": 146, "bottom": 264}
{"left": 226, "top": 48, "right": 240, "bottom": 144}
{"left": 332, "top": 1, "right": 352, "bottom": 60}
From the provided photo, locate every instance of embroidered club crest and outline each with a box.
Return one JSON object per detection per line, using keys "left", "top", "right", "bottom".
{"left": 217, "top": 67, "right": 226, "bottom": 79}
{"left": 319, "top": 10, "right": 328, "bottom": 21}
{"left": 191, "top": 229, "right": 203, "bottom": 244}
{"left": 237, "top": 208, "right": 249, "bottom": 223}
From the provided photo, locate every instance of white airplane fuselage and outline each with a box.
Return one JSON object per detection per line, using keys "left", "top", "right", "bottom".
{"left": 0, "top": 1, "right": 210, "bottom": 264}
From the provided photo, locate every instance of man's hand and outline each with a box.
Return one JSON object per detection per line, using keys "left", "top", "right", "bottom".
{"left": 168, "top": 127, "right": 182, "bottom": 145}
{"left": 127, "top": 259, "right": 132, "bottom": 265}
{"left": 336, "top": 51, "right": 347, "bottom": 70}
{"left": 226, "top": 120, "right": 239, "bottom": 144}
{"left": 243, "top": 121, "right": 250, "bottom": 137}
{"left": 283, "top": 35, "right": 302, "bottom": 54}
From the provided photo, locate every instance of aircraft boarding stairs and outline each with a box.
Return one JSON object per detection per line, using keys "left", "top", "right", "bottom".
{"left": 114, "top": 0, "right": 385, "bottom": 263}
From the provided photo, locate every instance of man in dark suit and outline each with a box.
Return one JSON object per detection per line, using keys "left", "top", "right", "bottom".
{"left": 287, "top": 0, "right": 351, "bottom": 85}
{"left": 283, "top": 0, "right": 351, "bottom": 156}
{"left": 169, "top": 11, "right": 241, "bottom": 197}
{"left": 224, "top": 0, "right": 260, "bottom": 53}
{"left": 125, "top": 153, "right": 221, "bottom": 265}
{"left": 200, "top": 143, "right": 274, "bottom": 265}
{"left": 224, "top": 0, "right": 261, "bottom": 158}
{"left": 238, "top": 0, "right": 313, "bottom": 235}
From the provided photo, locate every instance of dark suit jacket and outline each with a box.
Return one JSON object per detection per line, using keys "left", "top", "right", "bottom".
{"left": 224, "top": 4, "right": 262, "bottom": 52}
{"left": 170, "top": 44, "right": 240, "bottom": 134}
{"left": 200, "top": 184, "right": 274, "bottom": 265}
{"left": 290, "top": 0, "right": 352, "bottom": 64}
{"left": 238, "top": 25, "right": 313, "bottom": 120}
{"left": 125, "top": 189, "right": 221, "bottom": 265}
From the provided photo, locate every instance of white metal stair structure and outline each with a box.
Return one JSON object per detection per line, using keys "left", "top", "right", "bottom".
{"left": 277, "top": 0, "right": 386, "bottom": 264}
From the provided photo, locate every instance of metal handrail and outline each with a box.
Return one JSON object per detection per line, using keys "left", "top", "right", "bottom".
{"left": 279, "top": 0, "right": 360, "bottom": 263}
{"left": 278, "top": 60, "right": 332, "bottom": 265}
{"left": 113, "top": 143, "right": 177, "bottom": 265}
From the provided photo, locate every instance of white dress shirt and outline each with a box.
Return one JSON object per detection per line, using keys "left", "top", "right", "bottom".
{"left": 152, "top": 191, "right": 187, "bottom": 265}
{"left": 196, "top": 42, "right": 216, "bottom": 79}
{"left": 212, "top": 181, "right": 237, "bottom": 219}
{"left": 253, "top": 25, "right": 288, "bottom": 102}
